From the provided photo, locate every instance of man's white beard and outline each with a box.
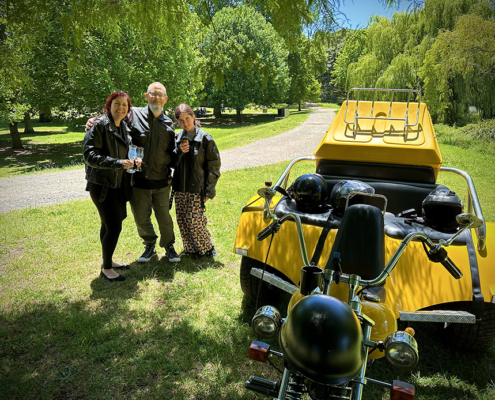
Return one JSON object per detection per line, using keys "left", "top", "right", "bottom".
{"left": 149, "top": 103, "right": 163, "bottom": 115}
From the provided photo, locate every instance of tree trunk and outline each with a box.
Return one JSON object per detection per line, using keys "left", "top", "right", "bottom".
{"left": 23, "top": 112, "right": 35, "bottom": 134}
{"left": 236, "top": 108, "right": 242, "bottom": 123}
{"left": 298, "top": 101, "right": 301, "bottom": 111}
{"left": 9, "top": 122, "right": 24, "bottom": 149}
{"left": 39, "top": 106, "right": 52, "bottom": 123}
{"left": 213, "top": 106, "right": 222, "bottom": 118}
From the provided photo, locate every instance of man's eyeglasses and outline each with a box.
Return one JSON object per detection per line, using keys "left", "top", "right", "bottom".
{"left": 148, "top": 92, "right": 166, "bottom": 99}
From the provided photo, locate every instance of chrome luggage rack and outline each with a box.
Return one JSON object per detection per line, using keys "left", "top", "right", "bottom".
{"left": 343, "top": 88, "right": 422, "bottom": 135}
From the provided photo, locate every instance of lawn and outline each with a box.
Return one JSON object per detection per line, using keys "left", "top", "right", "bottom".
{"left": 0, "top": 110, "right": 312, "bottom": 179}
{"left": 1, "top": 155, "right": 494, "bottom": 399}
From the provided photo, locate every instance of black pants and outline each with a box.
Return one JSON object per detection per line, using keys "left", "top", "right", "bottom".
{"left": 89, "top": 184, "right": 128, "bottom": 269}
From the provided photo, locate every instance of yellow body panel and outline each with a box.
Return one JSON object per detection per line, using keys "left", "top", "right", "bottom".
{"left": 234, "top": 207, "right": 495, "bottom": 314}
{"left": 313, "top": 102, "right": 443, "bottom": 181}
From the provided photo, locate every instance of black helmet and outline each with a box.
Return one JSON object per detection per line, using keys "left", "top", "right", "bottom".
{"left": 330, "top": 180, "right": 375, "bottom": 216}
{"left": 280, "top": 294, "right": 365, "bottom": 385}
{"left": 287, "top": 174, "right": 329, "bottom": 212}
{"left": 422, "top": 188, "right": 464, "bottom": 231}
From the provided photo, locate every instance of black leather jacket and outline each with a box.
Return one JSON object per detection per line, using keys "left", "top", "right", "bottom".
{"left": 129, "top": 106, "right": 175, "bottom": 181}
{"left": 83, "top": 114, "right": 131, "bottom": 189}
{"left": 173, "top": 126, "right": 221, "bottom": 199}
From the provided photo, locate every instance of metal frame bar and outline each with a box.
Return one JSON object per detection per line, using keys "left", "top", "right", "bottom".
{"left": 343, "top": 88, "right": 422, "bottom": 133}
{"left": 439, "top": 167, "right": 486, "bottom": 251}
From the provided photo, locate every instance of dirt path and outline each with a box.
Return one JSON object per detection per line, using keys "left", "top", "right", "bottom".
{"left": 0, "top": 108, "right": 335, "bottom": 213}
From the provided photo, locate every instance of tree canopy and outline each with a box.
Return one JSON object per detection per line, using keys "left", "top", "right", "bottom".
{"left": 199, "top": 6, "right": 290, "bottom": 121}
{"left": 332, "top": 0, "right": 495, "bottom": 123}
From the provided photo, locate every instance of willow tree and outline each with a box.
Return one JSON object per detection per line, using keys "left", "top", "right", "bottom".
{"left": 331, "top": 0, "right": 494, "bottom": 120}
{"left": 419, "top": 13, "right": 495, "bottom": 123}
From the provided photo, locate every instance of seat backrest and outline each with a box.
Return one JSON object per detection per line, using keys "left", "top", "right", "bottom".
{"left": 329, "top": 204, "right": 385, "bottom": 280}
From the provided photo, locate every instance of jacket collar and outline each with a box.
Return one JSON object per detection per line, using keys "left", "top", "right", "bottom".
{"left": 180, "top": 126, "right": 202, "bottom": 142}
{"left": 105, "top": 114, "right": 129, "bottom": 144}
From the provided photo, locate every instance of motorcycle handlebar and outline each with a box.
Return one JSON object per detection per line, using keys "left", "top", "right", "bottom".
{"left": 441, "top": 256, "right": 463, "bottom": 280}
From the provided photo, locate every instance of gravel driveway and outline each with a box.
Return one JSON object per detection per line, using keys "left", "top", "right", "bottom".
{"left": 0, "top": 108, "right": 335, "bottom": 213}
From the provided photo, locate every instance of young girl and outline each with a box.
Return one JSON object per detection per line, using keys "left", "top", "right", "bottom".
{"left": 173, "top": 104, "right": 221, "bottom": 257}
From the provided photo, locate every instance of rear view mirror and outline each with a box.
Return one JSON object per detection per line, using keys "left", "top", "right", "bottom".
{"left": 456, "top": 213, "right": 483, "bottom": 229}
{"left": 257, "top": 187, "right": 276, "bottom": 201}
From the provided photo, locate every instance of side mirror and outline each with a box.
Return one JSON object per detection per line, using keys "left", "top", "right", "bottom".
{"left": 257, "top": 187, "right": 275, "bottom": 201}
{"left": 456, "top": 213, "right": 483, "bottom": 229}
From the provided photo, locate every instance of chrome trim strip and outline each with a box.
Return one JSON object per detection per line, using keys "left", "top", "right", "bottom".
{"left": 251, "top": 268, "right": 298, "bottom": 294}
{"left": 439, "top": 167, "right": 486, "bottom": 251}
{"left": 399, "top": 310, "right": 476, "bottom": 324}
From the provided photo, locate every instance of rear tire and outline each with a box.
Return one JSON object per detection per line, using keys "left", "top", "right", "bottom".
{"left": 239, "top": 256, "right": 285, "bottom": 306}
{"left": 444, "top": 304, "right": 495, "bottom": 351}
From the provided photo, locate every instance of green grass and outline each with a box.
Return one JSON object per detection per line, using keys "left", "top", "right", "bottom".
{"left": 0, "top": 111, "right": 312, "bottom": 179}
{"left": 1, "top": 157, "right": 494, "bottom": 399}
{"left": 315, "top": 102, "right": 341, "bottom": 109}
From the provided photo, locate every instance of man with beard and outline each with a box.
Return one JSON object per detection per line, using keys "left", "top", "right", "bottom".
{"left": 86, "top": 82, "right": 180, "bottom": 263}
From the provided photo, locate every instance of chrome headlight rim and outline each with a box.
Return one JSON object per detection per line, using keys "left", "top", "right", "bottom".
{"left": 251, "top": 306, "right": 282, "bottom": 339}
{"left": 384, "top": 331, "right": 419, "bottom": 370}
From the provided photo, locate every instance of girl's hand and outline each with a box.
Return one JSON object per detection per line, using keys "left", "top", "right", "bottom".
{"left": 180, "top": 140, "right": 190, "bottom": 153}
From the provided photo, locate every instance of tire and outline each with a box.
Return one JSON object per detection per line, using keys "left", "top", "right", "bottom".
{"left": 239, "top": 256, "right": 286, "bottom": 306}
{"left": 444, "top": 304, "right": 495, "bottom": 351}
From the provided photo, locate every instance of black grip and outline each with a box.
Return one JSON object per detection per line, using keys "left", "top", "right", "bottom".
{"left": 441, "top": 256, "right": 463, "bottom": 280}
{"left": 427, "top": 247, "right": 463, "bottom": 280}
{"left": 257, "top": 222, "right": 279, "bottom": 241}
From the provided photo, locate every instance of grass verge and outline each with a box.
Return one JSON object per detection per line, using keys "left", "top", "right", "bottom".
{"left": 0, "top": 158, "right": 494, "bottom": 399}
{"left": 0, "top": 111, "right": 313, "bottom": 179}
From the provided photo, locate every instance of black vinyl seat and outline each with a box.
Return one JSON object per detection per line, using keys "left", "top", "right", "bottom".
{"left": 329, "top": 204, "right": 385, "bottom": 280}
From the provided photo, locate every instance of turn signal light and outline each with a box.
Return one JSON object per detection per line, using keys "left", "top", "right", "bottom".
{"left": 249, "top": 341, "right": 270, "bottom": 362}
{"left": 405, "top": 327, "right": 416, "bottom": 336}
{"left": 390, "top": 380, "right": 415, "bottom": 400}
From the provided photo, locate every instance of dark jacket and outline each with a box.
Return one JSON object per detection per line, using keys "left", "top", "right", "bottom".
{"left": 129, "top": 106, "right": 175, "bottom": 181}
{"left": 83, "top": 114, "right": 131, "bottom": 189}
{"left": 173, "top": 126, "right": 221, "bottom": 199}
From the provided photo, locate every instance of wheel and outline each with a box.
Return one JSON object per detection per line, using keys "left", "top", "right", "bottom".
{"left": 444, "top": 304, "right": 495, "bottom": 351}
{"left": 239, "top": 256, "right": 287, "bottom": 306}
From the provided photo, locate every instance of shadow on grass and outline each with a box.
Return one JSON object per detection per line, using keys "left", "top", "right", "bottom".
{"left": 0, "top": 141, "right": 84, "bottom": 175}
{"left": 0, "top": 298, "right": 259, "bottom": 400}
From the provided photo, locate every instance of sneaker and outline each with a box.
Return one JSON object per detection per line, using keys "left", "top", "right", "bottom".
{"left": 138, "top": 244, "right": 157, "bottom": 263}
{"left": 165, "top": 245, "right": 181, "bottom": 262}
{"left": 204, "top": 247, "right": 217, "bottom": 258}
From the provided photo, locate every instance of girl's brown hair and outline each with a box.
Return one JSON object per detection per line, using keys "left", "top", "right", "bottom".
{"left": 174, "top": 104, "right": 201, "bottom": 127}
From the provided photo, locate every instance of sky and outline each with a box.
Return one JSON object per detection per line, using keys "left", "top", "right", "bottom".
{"left": 337, "top": 0, "right": 412, "bottom": 29}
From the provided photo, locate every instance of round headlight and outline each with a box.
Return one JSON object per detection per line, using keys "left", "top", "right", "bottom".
{"left": 385, "top": 331, "right": 419, "bottom": 369}
{"left": 251, "top": 306, "right": 282, "bottom": 339}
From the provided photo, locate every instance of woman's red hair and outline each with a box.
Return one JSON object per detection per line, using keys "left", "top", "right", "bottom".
{"left": 103, "top": 91, "right": 133, "bottom": 123}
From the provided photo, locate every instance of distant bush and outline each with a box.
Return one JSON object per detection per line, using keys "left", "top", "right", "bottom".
{"left": 435, "top": 119, "right": 495, "bottom": 155}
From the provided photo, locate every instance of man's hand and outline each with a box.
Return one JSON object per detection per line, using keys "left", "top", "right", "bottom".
{"left": 204, "top": 196, "right": 209, "bottom": 202}
{"left": 122, "top": 159, "right": 134, "bottom": 169}
{"left": 85, "top": 117, "right": 98, "bottom": 132}
{"left": 135, "top": 158, "right": 142, "bottom": 169}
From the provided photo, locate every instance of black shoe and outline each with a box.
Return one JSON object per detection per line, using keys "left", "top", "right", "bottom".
{"left": 203, "top": 247, "right": 217, "bottom": 258}
{"left": 181, "top": 251, "right": 200, "bottom": 259}
{"left": 139, "top": 244, "right": 157, "bottom": 263}
{"left": 165, "top": 245, "right": 181, "bottom": 262}
{"left": 100, "top": 271, "right": 126, "bottom": 282}
{"left": 113, "top": 264, "right": 131, "bottom": 270}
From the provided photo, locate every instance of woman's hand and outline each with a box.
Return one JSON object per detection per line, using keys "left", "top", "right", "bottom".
{"left": 122, "top": 159, "right": 134, "bottom": 169}
{"left": 179, "top": 140, "right": 190, "bottom": 153}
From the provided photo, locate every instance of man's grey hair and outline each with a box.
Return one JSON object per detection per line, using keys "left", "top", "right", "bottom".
{"left": 147, "top": 82, "right": 167, "bottom": 96}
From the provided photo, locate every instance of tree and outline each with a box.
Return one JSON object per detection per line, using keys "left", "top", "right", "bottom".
{"left": 199, "top": 6, "right": 289, "bottom": 122}
{"left": 419, "top": 13, "right": 495, "bottom": 123}
{"left": 286, "top": 35, "right": 327, "bottom": 110}
{"left": 331, "top": 0, "right": 495, "bottom": 122}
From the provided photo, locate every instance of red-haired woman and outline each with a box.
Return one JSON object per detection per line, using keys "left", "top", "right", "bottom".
{"left": 83, "top": 91, "right": 141, "bottom": 282}
{"left": 173, "top": 104, "right": 221, "bottom": 257}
